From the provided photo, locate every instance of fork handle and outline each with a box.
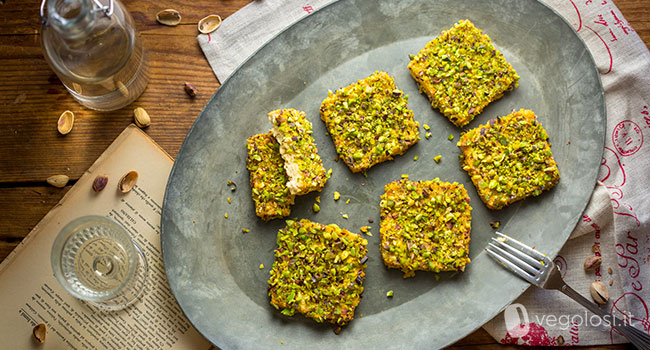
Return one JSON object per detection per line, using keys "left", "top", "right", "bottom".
{"left": 560, "top": 284, "right": 650, "bottom": 349}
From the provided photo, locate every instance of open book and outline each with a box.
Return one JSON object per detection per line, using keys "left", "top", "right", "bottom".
{"left": 0, "top": 125, "right": 211, "bottom": 349}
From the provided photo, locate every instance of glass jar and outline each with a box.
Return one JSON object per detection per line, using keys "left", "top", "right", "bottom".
{"left": 40, "top": 0, "right": 150, "bottom": 111}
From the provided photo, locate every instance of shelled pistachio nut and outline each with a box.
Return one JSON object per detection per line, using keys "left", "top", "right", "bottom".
{"left": 46, "top": 174, "right": 69, "bottom": 188}
{"left": 583, "top": 256, "right": 602, "bottom": 271}
{"left": 198, "top": 15, "right": 222, "bottom": 34}
{"left": 133, "top": 107, "right": 151, "bottom": 128}
{"left": 156, "top": 9, "right": 181, "bottom": 26}
{"left": 57, "top": 110, "right": 74, "bottom": 135}
{"left": 92, "top": 174, "right": 109, "bottom": 192}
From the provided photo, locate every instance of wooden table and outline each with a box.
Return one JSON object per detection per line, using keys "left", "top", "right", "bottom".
{"left": 0, "top": 0, "right": 647, "bottom": 348}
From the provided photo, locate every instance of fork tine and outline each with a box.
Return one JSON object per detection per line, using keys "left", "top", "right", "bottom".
{"left": 495, "top": 232, "right": 546, "bottom": 261}
{"left": 491, "top": 237, "right": 545, "bottom": 270}
{"left": 486, "top": 244, "right": 537, "bottom": 285}
{"left": 487, "top": 242, "right": 539, "bottom": 276}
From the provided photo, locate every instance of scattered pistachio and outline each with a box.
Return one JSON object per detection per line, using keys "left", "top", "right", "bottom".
{"left": 557, "top": 335, "right": 564, "bottom": 346}
{"left": 242, "top": 228, "right": 249, "bottom": 233}
{"left": 590, "top": 281, "right": 609, "bottom": 304}
{"left": 608, "top": 267, "right": 612, "bottom": 274}
{"left": 118, "top": 170, "right": 138, "bottom": 193}
{"left": 133, "top": 107, "right": 151, "bottom": 128}
{"left": 156, "top": 9, "right": 181, "bottom": 26}
{"left": 423, "top": 124, "right": 430, "bottom": 131}
{"left": 609, "top": 280, "right": 613, "bottom": 286}
{"left": 413, "top": 156, "right": 419, "bottom": 161}
{"left": 434, "top": 155, "right": 442, "bottom": 163}
{"left": 583, "top": 256, "right": 602, "bottom": 271}
{"left": 592, "top": 243, "right": 601, "bottom": 254}
{"left": 360, "top": 226, "right": 371, "bottom": 234}
{"left": 46, "top": 174, "right": 69, "bottom": 188}
{"left": 227, "top": 180, "right": 237, "bottom": 191}
{"left": 345, "top": 199, "right": 350, "bottom": 204}
{"left": 92, "top": 174, "right": 108, "bottom": 192}
{"left": 224, "top": 212, "right": 228, "bottom": 219}
{"left": 401, "top": 174, "right": 409, "bottom": 178}
{"left": 333, "top": 191, "right": 341, "bottom": 201}
{"left": 425, "top": 132, "right": 432, "bottom": 139}
{"left": 341, "top": 213, "right": 349, "bottom": 219}
{"left": 33, "top": 323, "right": 46, "bottom": 344}
{"left": 313, "top": 203, "right": 320, "bottom": 213}
{"left": 315, "top": 196, "right": 320, "bottom": 204}
{"left": 447, "top": 133, "right": 454, "bottom": 141}
{"left": 198, "top": 14, "right": 222, "bottom": 34}
{"left": 57, "top": 110, "right": 74, "bottom": 135}
{"left": 386, "top": 290, "right": 394, "bottom": 297}
{"left": 184, "top": 82, "right": 198, "bottom": 98}
{"left": 333, "top": 326, "right": 342, "bottom": 335}
{"left": 489, "top": 221, "right": 500, "bottom": 229}
{"left": 227, "top": 197, "right": 231, "bottom": 204}
{"left": 259, "top": 264, "right": 264, "bottom": 269}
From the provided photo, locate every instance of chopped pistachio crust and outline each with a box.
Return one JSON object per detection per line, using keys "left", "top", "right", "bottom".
{"left": 408, "top": 20, "right": 519, "bottom": 127}
{"left": 319, "top": 71, "right": 420, "bottom": 173}
{"left": 246, "top": 132, "right": 295, "bottom": 221}
{"left": 268, "top": 219, "right": 368, "bottom": 326}
{"left": 268, "top": 109, "right": 328, "bottom": 195}
{"left": 379, "top": 179, "right": 472, "bottom": 278}
{"left": 457, "top": 109, "right": 560, "bottom": 210}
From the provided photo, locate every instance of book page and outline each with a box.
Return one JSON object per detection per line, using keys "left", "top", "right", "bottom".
{"left": 0, "top": 125, "right": 212, "bottom": 349}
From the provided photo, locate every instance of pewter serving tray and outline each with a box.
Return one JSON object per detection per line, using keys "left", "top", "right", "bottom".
{"left": 162, "top": 0, "right": 605, "bottom": 348}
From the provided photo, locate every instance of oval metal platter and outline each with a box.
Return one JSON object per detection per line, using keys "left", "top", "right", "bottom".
{"left": 162, "top": 0, "right": 606, "bottom": 348}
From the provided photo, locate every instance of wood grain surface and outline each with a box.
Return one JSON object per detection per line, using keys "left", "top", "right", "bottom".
{"left": 0, "top": 0, "right": 646, "bottom": 348}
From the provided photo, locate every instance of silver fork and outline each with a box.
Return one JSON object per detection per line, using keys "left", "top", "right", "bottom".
{"left": 486, "top": 232, "right": 650, "bottom": 349}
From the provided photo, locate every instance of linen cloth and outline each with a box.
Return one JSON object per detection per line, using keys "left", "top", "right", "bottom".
{"left": 198, "top": 0, "right": 650, "bottom": 346}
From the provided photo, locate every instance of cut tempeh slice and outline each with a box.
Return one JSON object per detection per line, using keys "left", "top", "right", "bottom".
{"left": 380, "top": 178, "right": 472, "bottom": 278}
{"left": 457, "top": 108, "right": 560, "bottom": 210}
{"left": 268, "top": 219, "right": 368, "bottom": 326}
{"left": 408, "top": 19, "right": 519, "bottom": 127}
{"left": 246, "top": 132, "right": 295, "bottom": 221}
{"left": 319, "top": 71, "right": 420, "bottom": 173}
{"left": 268, "top": 108, "right": 329, "bottom": 195}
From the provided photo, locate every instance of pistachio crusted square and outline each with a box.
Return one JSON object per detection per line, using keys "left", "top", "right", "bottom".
{"left": 379, "top": 179, "right": 472, "bottom": 278}
{"left": 268, "top": 219, "right": 368, "bottom": 326}
{"left": 268, "top": 108, "right": 329, "bottom": 195}
{"left": 319, "top": 71, "right": 420, "bottom": 173}
{"left": 408, "top": 20, "right": 519, "bottom": 127}
{"left": 246, "top": 132, "right": 295, "bottom": 221}
{"left": 457, "top": 109, "right": 560, "bottom": 210}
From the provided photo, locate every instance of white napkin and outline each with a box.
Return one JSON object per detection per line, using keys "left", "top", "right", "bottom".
{"left": 197, "top": 0, "right": 650, "bottom": 345}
